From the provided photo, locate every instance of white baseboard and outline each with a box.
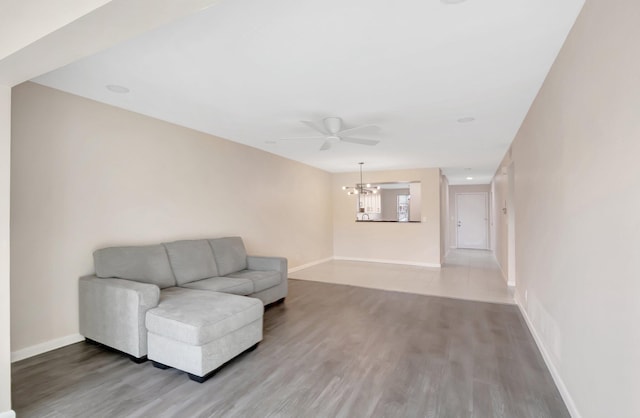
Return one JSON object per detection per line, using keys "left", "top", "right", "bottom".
{"left": 11, "top": 333, "right": 84, "bottom": 363}
{"left": 0, "top": 410, "right": 16, "bottom": 418}
{"left": 333, "top": 256, "right": 441, "bottom": 269}
{"left": 288, "top": 257, "right": 333, "bottom": 273}
{"left": 514, "top": 294, "right": 581, "bottom": 418}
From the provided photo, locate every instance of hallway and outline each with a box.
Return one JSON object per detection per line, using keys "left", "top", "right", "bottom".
{"left": 290, "top": 249, "right": 514, "bottom": 304}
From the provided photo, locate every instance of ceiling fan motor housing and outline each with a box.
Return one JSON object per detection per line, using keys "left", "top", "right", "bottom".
{"left": 323, "top": 117, "right": 343, "bottom": 134}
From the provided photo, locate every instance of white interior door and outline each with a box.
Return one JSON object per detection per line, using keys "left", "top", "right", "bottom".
{"left": 456, "top": 193, "right": 489, "bottom": 249}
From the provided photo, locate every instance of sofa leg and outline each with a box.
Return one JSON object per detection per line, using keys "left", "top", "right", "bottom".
{"left": 152, "top": 361, "right": 170, "bottom": 370}
{"left": 85, "top": 338, "right": 148, "bottom": 364}
{"left": 186, "top": 342, "right": 259, "bottom": 383}
{"left": 128, "top": 354, "right": 148, "bottom": 364}
{"left": 188, "top": 368, "right": 219, "bottom": 383}
{"left": 265, "top": 297, "right": 285, "bottom": 309}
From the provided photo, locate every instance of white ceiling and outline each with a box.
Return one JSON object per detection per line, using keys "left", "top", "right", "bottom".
{"left": 32, "top": 0, "right": 584, "bottom": 184}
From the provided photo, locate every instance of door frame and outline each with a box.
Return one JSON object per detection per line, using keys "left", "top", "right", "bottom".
{"left": 455, "top": 192, "right": 489, "bottom": 250}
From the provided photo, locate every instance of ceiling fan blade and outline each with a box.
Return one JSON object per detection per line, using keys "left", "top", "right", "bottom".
{"left": 337, "top": 124, "right": 379, "bottom": 136}
{"left": 280, "top": 136, "right": 326, "bottom": 141}
{"left": 340, "top": 137, "right": 380, "bottom": 146}
{"left": 301, "top": 120, "right": 330, "bottom": 135}
{"left": 319, "top": 140, "right": 332, "bottom": 151}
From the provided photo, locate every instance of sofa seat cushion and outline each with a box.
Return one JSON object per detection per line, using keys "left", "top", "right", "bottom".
{"left": 146, "top": 288, "right": 263, "bottom": 346}
{"left": 226, "top": 269, "right": 281, "bottom": 293}
{"left": 180, "top": 277, "right": 253, "bottom": 295}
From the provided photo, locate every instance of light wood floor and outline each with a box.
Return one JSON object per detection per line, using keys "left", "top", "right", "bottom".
{"left": 12, "top": 280, "right": 568, "bottom": 417}
{"left": 291, "top": 249, "right": 514, "bottom": 305}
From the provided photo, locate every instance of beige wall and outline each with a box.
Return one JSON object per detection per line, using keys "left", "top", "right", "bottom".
{"left": 10, "top": 82, "right": 333, "bottom": 353}
{"left": 332, "top": 168, "right": 440, "bottom": 267}
{"left": 409, "top": 182, "right": 421, "bottom": 222}
{"left": 439, "top": 173, "right": 449, "bottom": 263}
{"left": 493, "top": 1, "right": 640, "bottom": 416}
{"left": 448, "top": 184, "right": 491, "bottom": 249}
{"left": 0, "top": 87, "right": 12, "bottom": 416}
{"left": 491, "top": 162, "right": 509, "bottom": 281}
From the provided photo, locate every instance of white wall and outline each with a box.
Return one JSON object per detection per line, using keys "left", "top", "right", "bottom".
{"left": 448, "top": 184, "right": 491, "bottom": 249}
{"left": 492, "top": 0, "right": 640, "bottom": 416}
{"left": 0, "top": 86, "right": 13, "bottom": 417}
{"left": 333, "top": 168, "right": 440, "bottom": 267}
{"left": 10, "top": 82, "right": 333, "bottom": 354}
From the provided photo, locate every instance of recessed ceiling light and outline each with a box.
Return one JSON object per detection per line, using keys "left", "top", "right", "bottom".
{"left": 457, "top": 117, "right": 475, "bottom": 123}
{"left": 466, "top": 176, "right": 473, "bottom": 180}
{"left": 106, "top": 84, "right": 130, "bottom": 94}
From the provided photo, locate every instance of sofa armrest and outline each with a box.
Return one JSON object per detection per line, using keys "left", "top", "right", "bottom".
{"left": 79, "top": 275, "right": 160, "bottom": 358}
{"left": 247, "top": 255, "right": 287, "bottom": 274}
{"left": 246, "top": 256, "right": 288, "bottom": 304}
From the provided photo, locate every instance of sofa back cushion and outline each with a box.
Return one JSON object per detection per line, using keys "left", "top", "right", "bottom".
{"left": 164, "top": 239, "right": 219, "bottom": 285}
{"left": 208, "top": 237, "right": 247, "bottom": 276}
{"left": 94, "top": 244, "right": 176, "bottom": 288}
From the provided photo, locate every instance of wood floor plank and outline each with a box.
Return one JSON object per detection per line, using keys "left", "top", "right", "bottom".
{"left": 12, "top": 279, "right": 570, "bottom": 418}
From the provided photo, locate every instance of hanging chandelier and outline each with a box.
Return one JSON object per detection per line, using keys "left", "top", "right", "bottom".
{"left": 342, "top": 162, "right": 380, "bottom": 196}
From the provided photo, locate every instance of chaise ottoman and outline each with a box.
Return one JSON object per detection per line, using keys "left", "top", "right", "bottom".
{"left": 145, "top": 287, "right": 264, "bottom": 382}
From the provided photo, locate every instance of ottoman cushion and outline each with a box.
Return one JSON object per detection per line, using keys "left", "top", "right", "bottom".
{"left": 146, "top": 287, "right": 263, "bottom": 346}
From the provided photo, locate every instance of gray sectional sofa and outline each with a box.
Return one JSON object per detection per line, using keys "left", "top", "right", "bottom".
{"left": 78, "top": 237, "right": 287, "bottom": 381}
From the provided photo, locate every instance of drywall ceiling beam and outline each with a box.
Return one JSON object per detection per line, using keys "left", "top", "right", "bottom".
{"left": 0, "top": 0, "right": 220, "bottom": 86}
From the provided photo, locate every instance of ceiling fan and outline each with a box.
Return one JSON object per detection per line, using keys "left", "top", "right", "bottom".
{"left": 280, "top": 117, "right": 380, "bottom": 151}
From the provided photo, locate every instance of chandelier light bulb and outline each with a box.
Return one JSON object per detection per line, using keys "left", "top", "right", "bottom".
{"left": 342, "top": 162, "right": 377, "bottom": 197}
